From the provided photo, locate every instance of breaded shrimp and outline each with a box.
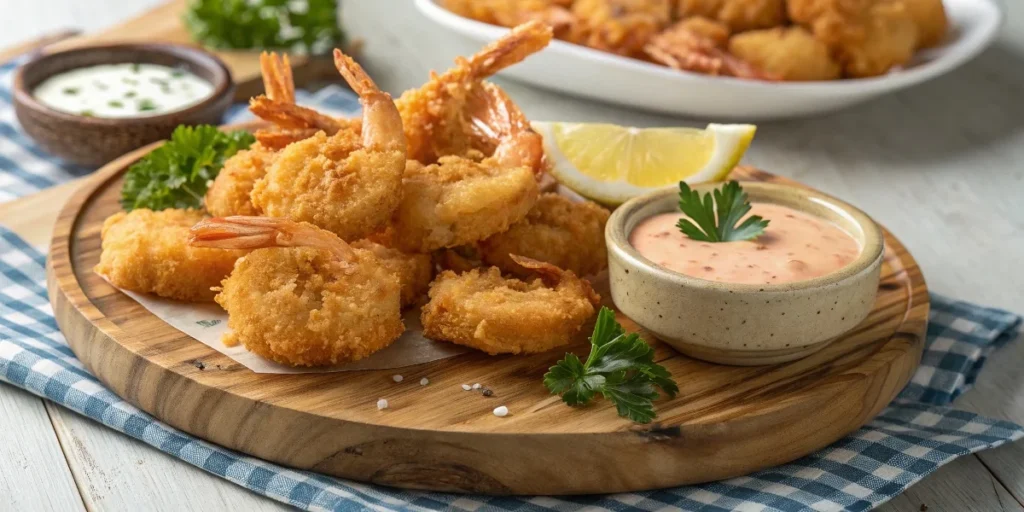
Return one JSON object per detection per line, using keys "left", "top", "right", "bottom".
{"left": 390, "top": 155, "right": 539, "bottom": 253}
{"left": 728, "top": 26, "right": 841, "bottom": 81}
{"left": 671, "top": 16, "right": 731, "bottom": 47}
{"left": 350, "top": 239, "right": 434, "bottom": 307}
{"left": 189, "top": 217, "right": 404, "bottom": 367}
{"left": 569, "top": 0, "right": 673, "bottom": 58}
{"left": 95, "top": 209, "right": 243, "bottom": 302}
{"left": 205, "top": 143, "right": 275, "bottom": 217}
{"left": 674, "top": 0, "right": 786, "bottom": 32}
{"left": 421, "top": 255, "right": 600, "bottom": 355}
{"left": 395, "top": 21, "right": 551, "bottom": 174}
{"left": 901, "top": 0, "right": 947, "bottom": 49}
{"left": 479, "top": 193, "right": 610, "bottom": 277}
{"left": 251, "top": 50, "right": 407, "bottom": 242}
{"left": 443, "top": 0, "right": 577, "bottom": 38}
{"left": 645, "top": 20, "right": 779, "bottom": 79}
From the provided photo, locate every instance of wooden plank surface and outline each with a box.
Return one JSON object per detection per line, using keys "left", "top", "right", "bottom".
{"left": 1, "top": 0, "right": 1022, "bottom": 509}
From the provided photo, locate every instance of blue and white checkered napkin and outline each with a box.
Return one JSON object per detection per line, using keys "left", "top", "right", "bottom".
{"left": 2, "top": 53, "right": 1023, "bottom": 512}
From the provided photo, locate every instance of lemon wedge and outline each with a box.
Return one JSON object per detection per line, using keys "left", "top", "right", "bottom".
{"left": 532, "top": 122, "right": 756, "bottom": 206}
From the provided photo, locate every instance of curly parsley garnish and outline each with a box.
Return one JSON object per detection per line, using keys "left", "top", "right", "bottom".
{"left": 676, "top": 180, "right": 769, "bottom": 242}
{"left": 120, "top": 125, "right": 254, "bottom": 211}
{"left": 184, "top": 0, "right": 345, "bottom": 54}
{"left": 544, "top": 308, "right": 678, "bottom": 424}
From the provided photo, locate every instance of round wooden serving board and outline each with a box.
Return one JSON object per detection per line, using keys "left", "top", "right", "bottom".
{"left": 47, "top": 147, "right": 928, "bottom": 495}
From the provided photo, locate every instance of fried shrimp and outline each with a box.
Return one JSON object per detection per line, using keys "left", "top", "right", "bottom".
{"left": 251, "top": 50, "right": 407, "bottom": 242}
{"left": 479, "top": 193, "right": 610, "bottom": 277}
{"left": 645, "top": 20, "right": 779, "bottom": 79}
{"left": 442, "top": 0, "right": 577, "bottom": 37}
{"left": 569, "top": 0, "right": 672, "bottom": 58}
{"left": 396, "top": 21, "right": 551, "bottom": 174}
{"left": 189, "top": 217, "right": 404, "bottom": 367}
{"left": 249, "top": 52, "right": 348, "bottom": 149}
{"left": 421, "top": 255, "right": 600, "bottom": 355}
{"left": 350, "top": 239, "right": 433, "bottom": 307}
{"left": 390, "top": 155, "right": 539, "bottom": 253}
{"left": 95, "top": 209, "right": 243, "bottom": 302}
{"left": 728, "top": 26, "right": 841, "bottom": 81}
{"left": 205, "top": 143, "right": 275, "bottom": 217}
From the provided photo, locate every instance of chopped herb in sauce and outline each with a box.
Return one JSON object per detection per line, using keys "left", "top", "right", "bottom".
{"left": 124, "top": 91, "right": 137, "bottom": 98}
{"left": 108, "top": 100, "right": 124, "bottom": 108}
{"left": 170, "top": 70, "right": 186, "bottom": 78}
{"left": 130, "top": 63, "right": 141, "bottom": 73}
{"left": 62, "top": 87, "right": 79, "bottom": 95}
{"left": 80, "top": 110, "right": 95, "bottom": 117}
{"left": 137, "top": 99, "right": 159, "bottom": 111}
{"left": 149, "top": 77, "right": 169, "bottom": 87}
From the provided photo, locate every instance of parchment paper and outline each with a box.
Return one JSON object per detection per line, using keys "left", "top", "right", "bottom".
{"left": 102, "top": 274, "right": 467, "bottom": 374}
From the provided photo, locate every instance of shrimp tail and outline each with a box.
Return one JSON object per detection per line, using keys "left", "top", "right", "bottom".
{"left": 468, "top": 83, "right": 545, "bottom": 175}
{"left": 189, "top": 216, "right": 355, "bottom": 262}
{"left": 333, "top": 49, "right": 406, "bottom": 154}
{"left": 509, "top": 254, "right": 601, "bottom": 307}
{"left": 466, "top": 21, "right": 553, "bottom": 79}
{"left": 259, "top": 52, "right": 296, "bottom": 104}
{"left": 249, "top": 96, "right": 342, "bottom": 133}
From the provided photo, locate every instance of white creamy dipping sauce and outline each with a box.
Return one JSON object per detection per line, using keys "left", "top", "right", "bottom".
{"left": 33, "top": 63, "right": 214, "bottom": 118}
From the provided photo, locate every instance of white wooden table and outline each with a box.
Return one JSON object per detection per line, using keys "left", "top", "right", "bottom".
{"left": 1, "top": 1, "right": 1022, "bottom": 510}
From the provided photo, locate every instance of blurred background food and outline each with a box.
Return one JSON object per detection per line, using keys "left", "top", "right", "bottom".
{"left": 184, "top": 0, "right": 344, "bottom": 54}
{"left": 440, "top": 0, "right": 949, "bottom": 80}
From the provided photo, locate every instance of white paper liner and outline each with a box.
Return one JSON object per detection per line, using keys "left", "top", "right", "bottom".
{"left": 101, "top": 274, "right": 467, "bottom": 374}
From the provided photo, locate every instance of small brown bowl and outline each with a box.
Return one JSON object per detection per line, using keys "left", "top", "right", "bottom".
{"left": 13, "top": 43, "right": 235, "bottom": 167}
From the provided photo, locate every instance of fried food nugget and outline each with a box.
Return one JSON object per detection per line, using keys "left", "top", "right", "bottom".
{"left": 251, "top": 51, "right": 407, "bottom": 241}
{"left": 672, "top": 16, "right": 731, "bottom": 47}
{"left": 390, "top": 157, "right": 539, "bottom": 253}
{"left": 190, "top": 217, "right": 404, "bottom": 367}
{"left": 728, "top": 26, "right": 841, "bottom": 81}
{"left": 443, "top": 0, "right": 577, "bottom": 37}
{"left": 95, "top": 209, "right": 243, "bottom": 302}
{"left": 422, "top": 256, "right": 600, "bottom": 355}
{"left": 570, "top": 0, "right": 673, "bottom": 58}
{"left": 205, "top": 143, "right": 275, "bottom": 217}
{"left": 839, "top": 1, "right": 919, "bottom": 78}
{"left": 901, "top": 0, "right": 947, "bottom": 49}
{"left": 351, "top": 239, "right": 433, "bottom": 307}
{"left": 675, "top": 0, "right": 786, "bottom": 32}
{"left": 479, "top": 193, "right": 610, "bottom": 277}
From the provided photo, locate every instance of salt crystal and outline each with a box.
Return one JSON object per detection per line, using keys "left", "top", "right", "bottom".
{"left": 493, "top": 406, "right": 509, "bottom": 417}
{"left": 376, "top": 398, "right": 389, "bottom": 410}
{"left": 392, "top": 374, "right": 404, "bottom": 383}
{"left": 472, "top": 383, "right": 481, "bottom": 390}
{"left": 461, "top": 384, "right": 472, "bottom": 391}
{"left": 420, "top": 377, "right": 429, "bottom": 386}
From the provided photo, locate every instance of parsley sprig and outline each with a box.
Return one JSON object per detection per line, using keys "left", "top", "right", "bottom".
{"left": 120, "top": 125, "right": 254, "bottom": 211}
{"left": 544, "top": 308, "right": 679, "bottom": 424}
{"left": 185, "top": 0, "right": 345, "bottom": 54}
{"left": 676, "top": 180, "right": 769, "bottom": 242}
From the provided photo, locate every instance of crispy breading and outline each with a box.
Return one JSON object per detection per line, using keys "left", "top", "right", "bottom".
{"left": 390, "top": 157, "right": 539, "bottom": 253}
{"left": 205, "top": 143, "right": 275, "bottom": 217}
{"left": 216, "top": 246, "right": 404, "bottom": 367}
{"left": 728, "top": 26, "right": 841, "bottom": 81}
{"left": 675, "top": 0, "right": 786, "bottom": 32}
{"left": 351, "top": 239, "right": 434, "bottom": 307}
{"left": 900, "top": 0, "right": 947, "bottom": 49}
{"left": 672, "top": 16, "right": 731, "bottom": 47}
{"left": 442, "top": 0, "right": 577, "bottom": 37}
{"left": 645, "top": 20, "right": 779, "bottom": 79}
{"left": 839, "top": 1, "right": 918, "bottom": 77}
{"left": 421, "top": 257, "right": 600, "bottom": 355}
{"left": 569, "top": 0, "right": 673, "bottom": 57}
{"left": 479, "top": 193, "right": 610, "bottom": 277}
{"left": 95, "top": 209, "right": 243, "bottom": 302}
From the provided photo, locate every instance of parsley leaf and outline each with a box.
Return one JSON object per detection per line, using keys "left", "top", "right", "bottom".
{"left": 184, "top": 0, "right": 345, "bottom": 54}
{"left": 120, "top": 125, "right": 254, "bottom": 211}
{"left": 676, "top": 180, "right": 769, "bottom": 242}
{"left": 544, "top": 308, "right": 678, "bottom": 424}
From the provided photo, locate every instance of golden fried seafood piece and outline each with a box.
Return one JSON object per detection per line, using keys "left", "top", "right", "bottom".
{"left": 443, "top": 0, "right": 577, "bottom": 37}
{"left": 390, "top": 156, "right": 539, "bottom": 253}
{"left": 674, "top": 0, "right": 785, "bottom": 32}
{"left": 95, "top": 209, "right": 243, "bottom": 302}
{"left": 645, "top": 21, "right": 779, "bottom": 79}
{"left": 479, "top": 193, "right": 610, "bottom": 277}
{"left": 189, "top": 217, "right": 403, "bottom": 367}
{"left": 786, "top": 0, "right": 871, "bottom": 49}
{"left": 251, "top": 50, "right": 407, "bottom": 242}
{"left": 672, "top": 16, "right": 731, "bottom": 47}
{"left": 350, "top": 239, "right": 433, "bottom": 307}
{"left": 395, "top": 21, "right": 551, "bottom": 173}
{"left": 838, "top": 2, "right": 918, "bottom": 78}
{"left": 728, "top": 27, "right": 841, "bottom": 81}
{"left": 901, "top": 0, "right": 947, "bottom": 49}
{"left": 205, "top": 143, "right": 275, "bottom": 217}
{"left": 422, "top": 255, "right": 600, "bottom": 355}
{"left": 569, "top": 0, "right": 672, "bottom": 58}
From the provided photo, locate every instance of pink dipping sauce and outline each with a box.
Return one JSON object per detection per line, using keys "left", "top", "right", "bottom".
{"left": 629, "top": 203, "right": 860, "bottom": 285}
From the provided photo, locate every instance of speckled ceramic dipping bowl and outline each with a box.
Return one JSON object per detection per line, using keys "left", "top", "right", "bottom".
{"left": 607, "top": 182, "right": 884, "bottom": 366}
{"left": 13, "top": 43, "right": 234, "bottom": 167}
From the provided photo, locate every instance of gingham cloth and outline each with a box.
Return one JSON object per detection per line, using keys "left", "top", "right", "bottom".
{"left": 1, "top": 53, "right": 1023, "bottom": 512}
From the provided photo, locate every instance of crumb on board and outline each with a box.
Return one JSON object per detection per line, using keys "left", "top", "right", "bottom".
{"left": 461, "top": 384, "right": 471, "bottom": 391}
{"left": 493, "top": 406, "right": 509, "bottom": 417}
{"left": 377, "top": 398, "right": 389, "bottom": 410}
{"left": 392, "top": 374, "right": 404, "bottom": 383}
{"left": 191, "top": 360, "right": 205, "bottom": 370}
{"left": 472, "top": 383, "right": 481, "bottom": 390}
{"left": 482, "top": 388, "right": 494, "bottom": 397}
{"left": 420, "top": 377, "right": 429, "bottom": 386}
